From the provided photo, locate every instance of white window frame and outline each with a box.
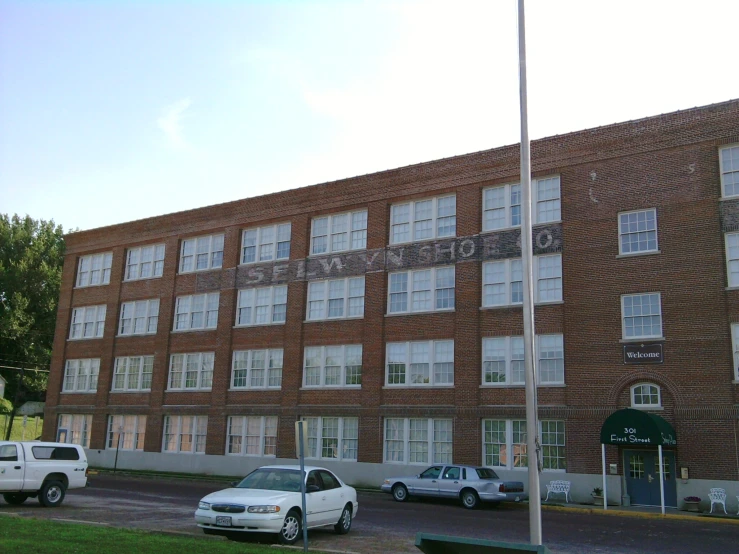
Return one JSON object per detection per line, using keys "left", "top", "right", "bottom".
{"left": 241, "top": 223, "right": 291, "bottom": 264}
{"left": 226, "top": 415, "right": 278, "bottom": 457}
{"left": 235, "top": 286, "right": 287, "bottom": 326}
{"left": 112, "top": 356, "right": 154, "bottom": 392}
{"left": 57, "top": 414, "right": 92, "bottom": 448}
{"left": 385, "top": 340, "right": 454, "bottom": 387}
{"left": 720, "top": 144, "right": 739, "bottom": 198}
{"left": 481, "top": 334, "right": 564, "bottom": 386}
{"left": 69, "top": 305, "right": 107, "bottom": 340}
{"left": 725, "top": 232, "right": 739, "bottom": 287}
{"left": 231, "top": 349, "right": 283, "bottom": 390}
{"left": 107, "top": 415, "right": 147, "bottom": 451}
{"left": 125, "top": 244, "right": 165, "bottom": 281}
{"left": 618, "top": 209, "right": 658, "bottom": 255}
{"left": 390, "top": 195, "right": 456, "bottom": 245}
{"left": 383, "top": 418, "right": 453, "bottom": 465}
{"left": 482, "top": 176, "right": 561, "bottom": 231}
{"left": 306, "top": 277, "right": 365, "bottom": 321}
{"left": 387, "top": 266, "right": 455, "bottom": 314}
{"left": 732, "top": 323, "right": 739, "bottom": 381}
{"left": 118, "top": 299, "right": 159, "bottom": 336}
{"left": 482, "top": 254, "right": 562, "bottom": 308}
{"left": 167, "top": 352, "right": 214, "bottom": 391}
{"left": 62, "top": 359, "right": 100, "bottom": 393}
{"left": 630, "top": 383, "right": 662, "bottom": 409}
{"left": 482, "top": 419, "right": 566, "bottom": 472}
{"left": 310, "top": 210, "right": 368, "bottom": 255}
{"left": 302, "top": 416, "right": 359, "bottom": 461}
{"left": 173, "top": 293, "right": 219, "bottom": 331}
{"left": 621, "top": 292, "right": 663, "bottom": 340}
{"left": 179, "top": 233, "right": 224, "bottom": 273}
{"left": 76, "top": 252, "right": 113, "bottom": 288}
{"left": 162, "top": 415, "right": 207, "bottom": 454}
{"left": 302, "top": 345, "right": 362, "bottom": 388}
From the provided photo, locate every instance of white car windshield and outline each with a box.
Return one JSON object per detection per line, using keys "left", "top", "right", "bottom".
{"left": 236, "top": 468, "right": 303, "bottom": 492}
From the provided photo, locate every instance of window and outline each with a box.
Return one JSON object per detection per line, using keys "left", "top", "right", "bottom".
{"left": 303, "top": 345, "right": 362, "bottom": 387}
{"left": 386, "top": 341, "right": 454, "bottom": 386}
{"left": 390, "top": 195, "right": 456, "bottom": 244}
{"left": 112, "top": 356, "right": 154, "bottom": 391}
{"left": 732, "top": 324, "right": 739, "bottom": 381}
{"left": 69, "top": 305, "right": 106, "bottom": 339}
{"left": 162, "top": 415, "right": 207, "bottom": 454}
{"left": 125, "top": 244, "right": 165, "bottom": 280}
{"left": 619, "top": 209, "right": 658, "bottom": 255}
{"left": 242, "top": 223, "right": 291, "bottom": 264}
{"left": 62, "top": 359, "right": 100, "bottom": 393}
{"left": 231, "top": 349, "right": 283, "bottom": 389}
{"left": 482, "top": 176, "right": 561, "bottom": 231}
{"left": 307, "top": 277, "right": 365, "bottom": 320}
{"left": 57, "top": 414, "right": 92, "bottom": 448}
{"left": 311, "top": 210, "right": 367, "bottom": 254}
{"left": 631, "top": 383, "right": 661, "bottom": 409}
{"left": 384, "top": 418, "right": 452, "bottom": 465}
{"left": 236, "top": 286, "right": 287, "bottom": 326}
{"left": 482, "top": 334, "right": 564, "bottom": 385}
{"left": 483, "top": 419, "right": 565, "bottom": 471}
{"left": 168, "top": 352, "right": 214, "bottom": 390}
{"left": 76, "top": 252, "right": 113, "bottom": 287}
{"left": 482, "top": 254, "right": 562, "bottom": 307}
{"left": 388, "top": 266, "right": 455, "bottom": 314}
{"left": 720, "top": 145, "right": 739, "bottom": 198}
{"left": 226, "top": 416, "right": 278, "bottom": 456}
{"left": 107, "top": 415, "right": 147, "bottom": 451}
{"left": 303, "top": 417, "right": 358, "bottom": 461}
{"left": 118, "top": 299, "right": 159, "bottom": 336}
{"left": 174, "top": 293, "right": 219, "bottom": 331}
{"left": 725, "top": 233, "right": 739, "bottom": 287}
{"left": 31, "top": 446, "right": 80, "bottom": 460}
{"left": 621, "top": 293, "right": 662, "bottom": 339}
{"left": 540, "top": 420, "right": 566, "bottom": 470}
{"left": 179, "top": 234, "right": 224, "bottom": 273}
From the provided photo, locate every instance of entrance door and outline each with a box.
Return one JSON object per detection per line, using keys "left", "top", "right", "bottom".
{"left": 625, "top": 450, "right": 677, "bottom": 507}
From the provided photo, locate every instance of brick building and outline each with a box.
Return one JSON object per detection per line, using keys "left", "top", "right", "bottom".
{"left": 44, "top": 99, "right": 739, "bottom": 507}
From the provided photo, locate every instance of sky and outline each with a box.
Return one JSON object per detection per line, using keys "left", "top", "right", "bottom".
{"left": 1, "top": 0, "right": 738, "bottom": 233}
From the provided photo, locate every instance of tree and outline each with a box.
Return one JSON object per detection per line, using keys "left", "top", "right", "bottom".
{"left": 0, "top": 214, "right": 65, "bottom": 404}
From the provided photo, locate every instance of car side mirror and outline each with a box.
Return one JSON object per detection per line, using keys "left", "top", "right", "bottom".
{"left": 306, "top": 484, "right": 320, "bottom": 493}
{"left": 416, "top": 474, "right": 420, "bottom": 479}
{"left": 230, "top": 481, "right": 240, "bottom": 488}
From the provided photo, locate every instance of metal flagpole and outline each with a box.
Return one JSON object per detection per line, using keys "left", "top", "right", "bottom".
{"left": 517, "top": 0, "right": 543, "bottom": 545}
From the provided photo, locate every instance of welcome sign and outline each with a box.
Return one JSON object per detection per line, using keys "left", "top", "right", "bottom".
{"left": 623, "top": 343, "right": 663, "bottom": 364}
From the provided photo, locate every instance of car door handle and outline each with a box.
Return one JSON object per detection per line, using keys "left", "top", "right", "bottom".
{"left": 14, "top": 466, "right": 21, "bottom": 470}
{"left": 431, "top": 480, "right": 437, "bottom": 483}
{"left": 322, "top": 496, "right": 326, "bottom": 501}
{"left": 453, "top": 481, "right": 459, "bottom": 484}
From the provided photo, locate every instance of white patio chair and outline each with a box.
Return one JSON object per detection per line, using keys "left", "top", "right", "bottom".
{"left": 736, "top": 495, "right": 739, "bottom": 516}
{"left": 708, "top": 488, "right": 726, "bottom": 514}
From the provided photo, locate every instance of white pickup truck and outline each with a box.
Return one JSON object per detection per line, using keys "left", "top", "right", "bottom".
{"left": 0, "top": 441, "right": 88, "bottom": 507}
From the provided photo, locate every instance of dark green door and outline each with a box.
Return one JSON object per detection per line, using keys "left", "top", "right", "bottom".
{"left": 625, "top": 450, "right": 677, "bottom": 507}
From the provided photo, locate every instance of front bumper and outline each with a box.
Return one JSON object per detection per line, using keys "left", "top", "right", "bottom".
{"left": 194, "top": 508, "right": 284, "bottom": 533}
{"left": 478, "top": 491, "right": 529, "bottom": 503}
{"left": 380, "top": 484, "right": 392, "bottom": 494}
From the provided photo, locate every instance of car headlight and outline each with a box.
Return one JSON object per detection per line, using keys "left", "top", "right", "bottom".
{"left": 383, "top": 480, "right": 390, "bottom": 485}
{"left": 198, "top": 501, "right": 211, "bottom": 510}
{"left": 247, "top": 505, "right": 281, "bottom": 514}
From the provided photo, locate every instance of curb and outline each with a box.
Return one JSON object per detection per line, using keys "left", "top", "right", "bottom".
{"left": 540, "top": 503, "right": 739, "bottom": 524}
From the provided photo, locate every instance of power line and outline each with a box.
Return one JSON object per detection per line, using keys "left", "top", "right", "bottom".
{"left": 0, "top": 364, "right": 50, "bottom": 373}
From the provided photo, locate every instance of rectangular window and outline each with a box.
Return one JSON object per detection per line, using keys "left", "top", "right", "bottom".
{"left": 311, "top": 210, "right": 367, "bottom": 255}
{"left": 241, "top": 223, "right": 291, "bottom": 264}
{"left": 226, "top": 416, "right": 278, "bottom": 456}
{"left": 621, "top": 293, "right": 662, "bottom": 339}
{"left": 125, "top": 244, "right": 165, "bottom": 280}
{"left": 482, "top": 335, "right": 564, "bottom": 385}
{"left": 388, "top": 266, "right": 455, "bottom": 314}
{"left": 57, "top": 414, "right": 92, "bottom": 448}
{"left": 303, "top": 416, "right": 358, "bottom": 461}
{"left": 236, "top": 286, "right": 287, "bottom": 326}
{"left": 174, "top": 293, "right": 219, "bottom": 331}
{"left": 179, "top": 234, "right": 224, "bottom": 273}
{"left": 390, "top": 195, "right": 456, "bottom": 244}
{"left": 112, "top": 356, "right": 154, "bottom": 391}
{"left": 118, "top": 299, "right": 159, "bottom": 336}
{"left": 167, "top": 352, "right": 214, "bottom": 390}
{"left": 385, "top": 341, "right": 454, "bottom": 386}
{"left": 482, "top": 176, "right": 560, "bottom": 231}
{"left": 726, "top": 233, "right": 739, "bottom": 287}
{"left": 482, "top": 254, "right": 562, "bottom": 307}
{"left": 162, "top": 415, "right": 207, "bottom": 454}
{"left": 619, "top": 209, "right": 658, "bottom": 255}
{"left": 307, "top": 277, "right": 365, "bottom": 321}
{"left": 720, "top": 145, "right": 739, "bottom": 198}
{"left": 107, "top": 415, "right": 147, "bottom": 451}
{"left": 76, "top": 252, "right": 113, "bottom": 287}
{"left": 62, "top": 359, "right": 100, "bottom": 393}
{"left": 732, "top": 324, "right": 739, "bottom": 381}
{"left": 303, "top": 345, "right": 362, "bottom": 387}
{"left": 69, "top": 305, "right": 107, "bottom": 339}
{"left": 540, "top": 421, "right": 566, "bottom": 470}
{"left": 484, "top": 419, "right": 564, "bottom": 470}
{"left": 231, "top": 349, "right": 283, "bottom": 389}
{"left": 384, "top": 418, "right": 452, "bottom": 465}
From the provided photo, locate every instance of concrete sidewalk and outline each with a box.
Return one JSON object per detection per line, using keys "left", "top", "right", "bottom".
{"left": 540, "top": 500, "right": 739, "bottom": 524}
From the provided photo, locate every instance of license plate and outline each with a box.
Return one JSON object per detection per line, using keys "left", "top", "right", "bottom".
{"left": 215, "top": 516, "right": 232, "bottom": 527}
{"left": 515, "top": 496, "right": 520, "bottom": 502}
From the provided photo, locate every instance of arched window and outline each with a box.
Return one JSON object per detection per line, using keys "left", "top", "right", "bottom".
{"left": 631, "top": 383, "right": 661, "bottom": 409}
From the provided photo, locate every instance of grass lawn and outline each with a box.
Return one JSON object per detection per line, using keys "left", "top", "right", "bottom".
{"left": 0, "top": 415, "right": 44, "bottom": 441}
{"left": 0, "top": 516, "right": 317, "bottom": 554}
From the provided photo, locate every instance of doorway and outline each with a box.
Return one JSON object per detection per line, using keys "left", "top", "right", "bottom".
{"left": 624, "top": 449, "right": 677, "bottom": 507}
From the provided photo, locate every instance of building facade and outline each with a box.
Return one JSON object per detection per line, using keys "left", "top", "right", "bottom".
{"left": 44, "top": 100, "right": 739, "bottom": 507}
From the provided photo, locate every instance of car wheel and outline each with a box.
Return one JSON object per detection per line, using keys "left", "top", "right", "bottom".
{"left": 39, "top": 480, "right": 66, "bottom": 508}
{"left": 278, "top": 510, "right": 302, "bottom": 545}
{"left": 334, "top": 504, "right": 352, "bottom": 535}
{"left": 2, "top": 493, "right": 29, "bottom": 505}
{"left": 461, "top": 489, "right": 479, "bottom": 510}
{"left": 392, "top": 484, "right": 408, "bottom": 502}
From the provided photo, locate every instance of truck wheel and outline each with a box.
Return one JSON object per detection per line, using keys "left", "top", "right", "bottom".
{"left": 3, "top": 493, "right": 29, "bottom": 505}
{"left": 39, "top": 480, "right": 66, "bottom": 507}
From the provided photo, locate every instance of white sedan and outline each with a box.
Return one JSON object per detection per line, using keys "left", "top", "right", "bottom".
{"left": 194, "top": 465, "right": 358, "bottom": 545}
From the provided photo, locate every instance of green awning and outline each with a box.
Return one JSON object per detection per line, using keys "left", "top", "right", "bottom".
{"left": 600, "top": 408, "right": 677, "bottom": 446}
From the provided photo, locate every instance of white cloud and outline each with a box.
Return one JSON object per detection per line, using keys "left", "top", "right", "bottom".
{"left": 157, "top": 98, "right": 192, "bottom": 149}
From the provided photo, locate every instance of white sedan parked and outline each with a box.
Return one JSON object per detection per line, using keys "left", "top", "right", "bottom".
{"left": 194, "top": 465, "right": 358, "bottom": 545}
